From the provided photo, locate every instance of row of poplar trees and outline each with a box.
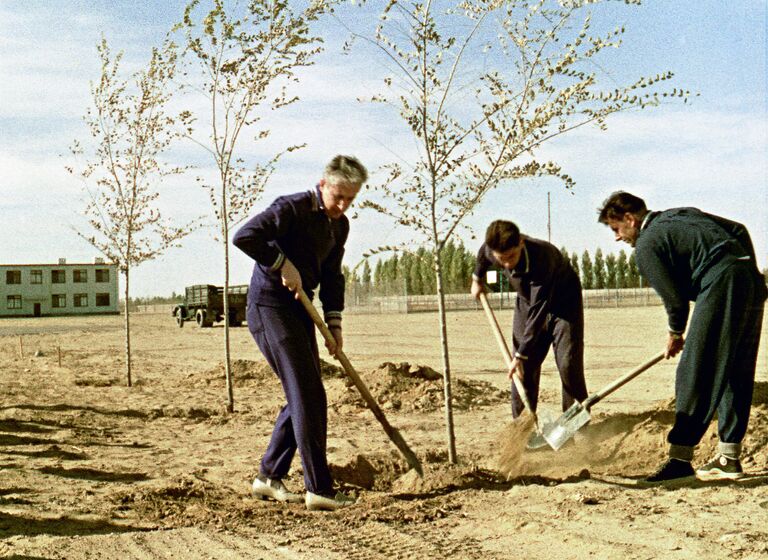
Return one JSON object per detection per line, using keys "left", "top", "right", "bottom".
{"left": 348, "top": 243, "right": 643, "bottom": 297}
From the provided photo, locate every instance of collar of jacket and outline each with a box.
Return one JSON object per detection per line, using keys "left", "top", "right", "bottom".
{"left": 512, "top": 242, "right": 530, "bottom": 275}
{"left": 640, "top": 211, "right": 657, "bottom": 232}
{"left": 312, "top": 185, "right": 325, "bottom": 213}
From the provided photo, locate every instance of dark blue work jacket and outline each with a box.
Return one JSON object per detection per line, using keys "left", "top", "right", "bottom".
{"left": 233, "top": 186, "right": 347, "bottom": 322}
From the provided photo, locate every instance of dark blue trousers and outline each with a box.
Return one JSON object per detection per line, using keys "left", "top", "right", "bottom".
{"left": 668, "top": 260, "right": 766, "bottom": 447}
{"left": 511, "top": 299, "right": 588, "bottom": 417}
{"left": 247, "top": 301, "right": 333, "bottom": 495}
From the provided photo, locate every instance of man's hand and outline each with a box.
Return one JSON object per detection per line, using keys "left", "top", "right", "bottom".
{"left": 326, "top": 327, "right": 343, "bottom": 357}
{"left": 280, "top": 259, "right": 302, "bottom": 299}
{"left": 508, "top": 356, "right": 525, "bottom": 381}
{"left": 665, "top": 333, "right": 685, "bottom": 359}
{"left": 470, "top": 278, "right": 485, "bottom": 300}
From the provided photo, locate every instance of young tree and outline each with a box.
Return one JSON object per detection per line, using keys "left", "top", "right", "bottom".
{"left": 628, "top": 251, "right": 640, "bottom": 288}
{"left": 361, "top": 259, "right": 373, "bottom": 296}
{"left": 68, "top": 38, "right": 195, "bottom": 387}
{"left": 373, "top": 259, "right": 384, "bottom": 295}
{"left": 409, "top": 252, "right": 424, "bottom": 295}
{"left": 581, "top": 250, "right": 594, "bottom": 290}
{"left": 593, "top": 248, "right": 606, "bottom": 289}
{"left": 176, "top": 0, "right": 327, "bottom": 411}
{"left": 345, "top": 0, "right": 685, "bottom": 461}
{"left": 616, "top": 249, "right": 628, "bottom": 288}
{"left": 570, "top": 251, "right": 580, "bottom": 280}
{"left": 604, "top": 252, "right": 617, "bottom": 289}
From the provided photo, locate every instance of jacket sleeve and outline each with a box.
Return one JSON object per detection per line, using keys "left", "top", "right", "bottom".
{"left": 319, "top": 221, "right": 349, "bottom": 326}
{"left": 636, "top": 243, "right": 690, "bottom": 333}
{"left": 232, "top": 198, "right": 295, "bottom": 270}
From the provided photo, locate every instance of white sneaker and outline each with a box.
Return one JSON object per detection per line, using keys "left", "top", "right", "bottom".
{"left": 305, "top": 491, "right": 355, "bottom": 511}
{"left": 252, "top": 476, "right": 303, "bottom": 503}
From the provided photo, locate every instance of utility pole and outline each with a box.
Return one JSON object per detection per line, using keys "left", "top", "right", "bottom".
{"left": 547, "top": 191, "right": 551, "bottom": 242}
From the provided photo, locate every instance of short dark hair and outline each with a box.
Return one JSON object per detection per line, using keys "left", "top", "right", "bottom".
{"left": 485, "top": 220, "right": 521, "bottom": 252}
{"left": 598, "top": 191, "right": 647, "bottom": 224}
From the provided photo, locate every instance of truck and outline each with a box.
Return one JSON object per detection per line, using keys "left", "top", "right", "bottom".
{"left": 172, "top": 284, "right": 248, "bottom": 328}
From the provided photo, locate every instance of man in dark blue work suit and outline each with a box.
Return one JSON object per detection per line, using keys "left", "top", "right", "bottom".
{"left": 471, "top": 220, "right": 588, "bottom": 441}
{"left": 233, "top": 155, "right": 367, "bottom": 511}
{"left": 599, "top": 191, "right": 767, "bottom": 483}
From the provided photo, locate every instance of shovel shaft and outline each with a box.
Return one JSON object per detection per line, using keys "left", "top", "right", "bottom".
{"left": 585, "top": 351, "right": 666, "bottom": 409}
{"left": 297, "top": 289, "right": 423, "bottom": 477}
{"left": 478, "top": 292, "right": 538, "bottom": 424}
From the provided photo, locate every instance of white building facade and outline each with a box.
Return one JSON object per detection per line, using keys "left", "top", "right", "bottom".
{"left": 0, "top": 259, "right": 119, "bottom": 317}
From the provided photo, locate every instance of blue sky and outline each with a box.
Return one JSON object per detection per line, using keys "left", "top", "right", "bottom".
{"left": 0, "top": 0, "right": 765, "bottom": 297}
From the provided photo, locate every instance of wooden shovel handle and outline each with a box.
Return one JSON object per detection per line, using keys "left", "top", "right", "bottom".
{"left": 586, "top": 351, "right": 666, "bottom": 408}
{"left": 479, "top": 292, "right": 538, "bottom": 424}
{"left": 296, "top": 289, "right": 423, "bottom": 476}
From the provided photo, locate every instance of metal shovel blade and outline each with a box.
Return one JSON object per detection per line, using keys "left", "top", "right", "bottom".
{"left": 542, "top": 401, "right": 591, "bottom": 450}
{"left": 526, "top": 408, "right": 557, "bottom": 450}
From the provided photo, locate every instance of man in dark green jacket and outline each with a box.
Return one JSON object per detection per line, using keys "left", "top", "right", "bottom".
{"left": 599, "top": 191, "right": 766, "bottom": 482}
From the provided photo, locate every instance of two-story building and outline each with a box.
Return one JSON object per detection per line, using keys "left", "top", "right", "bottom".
{"left": 0, "top": 258, "right": 119, "bottom": 317}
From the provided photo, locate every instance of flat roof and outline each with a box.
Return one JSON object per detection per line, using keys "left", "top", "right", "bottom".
{"left": 0, "top": 263, "right": 117, "bottom": 267}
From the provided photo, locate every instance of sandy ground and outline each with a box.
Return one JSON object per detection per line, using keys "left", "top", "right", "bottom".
{"left": 0, "top": 305, "right": 766, "bottom": 560}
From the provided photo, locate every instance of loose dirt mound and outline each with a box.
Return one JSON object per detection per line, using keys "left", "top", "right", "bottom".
{"left": 198, "top": 358, "right": 344, "bottom": 388}
{"left": 327, "top": 361, "right": 508, "bottom": 413}
{"left": 508, "top": 396, "right": 768, "bottom": 479}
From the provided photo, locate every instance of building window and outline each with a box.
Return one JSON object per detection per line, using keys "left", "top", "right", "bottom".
{"left": 51, "top": 270, "right": 66, "bottom": 284}
{"left": 74, "top": 294, "right": 88, "bottom": 308}
{"left": 95, "top": 293, "right": 111, "bottom": 307}
{"left": 6, "top": 295, "right": 21, "bottom": 309}
{"left": 52, "top": 294, "right": 66, "bottom": 308}
{"left": 95, "top": 269, "right": 110, "bottom": 283}
{"left": 30, "top": 270, "right": 43, "bottom": 284}
{"left": 73, "top": 269, "right": 88, "bottom": 283}
{"left": 6, "top": 270, "right": 21, "bottom": 285}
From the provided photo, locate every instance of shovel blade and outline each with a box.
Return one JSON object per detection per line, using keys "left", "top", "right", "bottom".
{"left": 525, "top": 407, "right": 557, "bottom": 450}
{"left": 542, "top": 402, "right": 591, "bottom": 450}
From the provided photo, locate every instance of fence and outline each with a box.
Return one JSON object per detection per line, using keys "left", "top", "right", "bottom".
{"left": 344, "top": 287, "right": 663, "bottom": 315}
{"left": 126, "top": 288, "right": 663, "bottom": 315}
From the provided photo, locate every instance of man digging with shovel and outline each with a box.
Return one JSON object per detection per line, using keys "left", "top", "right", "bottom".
{"left": 233, "top": 155, "right": 367, "bottom": 511}
{"left": 599, "top": 191, "right": 767, "bottom": 483}
{"left": 471, "top": 220, "right": 589, "bottom": 448}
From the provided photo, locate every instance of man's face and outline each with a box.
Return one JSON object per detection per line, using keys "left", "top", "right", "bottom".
{"left": 607, "top": 213, "right": 641, "bottom": 247}
{"left": 492, "top": 241, "right": 524, "bottom": 270}
{"left": 319, "top": 179, "right": 361, "bottom": 220}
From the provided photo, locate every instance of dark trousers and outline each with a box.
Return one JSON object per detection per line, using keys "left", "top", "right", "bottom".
{"left": 511, "top": 303, "right": 588, "bottom": 417}
{"left": 247, "top": 301, "right": 333, "bottom": 495}
{"left": 668, "top": 261, "right": 765, "bottom": 447}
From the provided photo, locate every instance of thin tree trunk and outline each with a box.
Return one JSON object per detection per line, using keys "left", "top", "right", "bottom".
{"left": 223, "top": 200, "right": 234, "bottom": 413}
{"left": 124, "top": 268, "right": 132, "bottom": 387}
{"left": 434, "top": 250, "right": 457, "bottom": 463}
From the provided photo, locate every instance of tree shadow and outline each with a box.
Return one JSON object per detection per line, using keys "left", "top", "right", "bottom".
{"left": 4, "top": 445, "right": 87, "bottom": 461}
{"left": 0, "top": 419, "right": 56, "bottom": 434}
{"left": 392, "top": 468, "right": 588, "bottom": 500}
{"left": 591, "top": 472, "right": 768, "bottom": 490}
{"left": 0, "top": 511, "right": 147, "bottom": 539}
{"left": 0, "top": 404, "right": 148, "bottom": 420}
{"left": 35, "top": 466, "right": 149, "bottom": 483}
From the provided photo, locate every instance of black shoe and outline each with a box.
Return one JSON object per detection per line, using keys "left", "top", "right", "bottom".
{"left": 644, "top": 459, "right": 695, "bottom": 483}
{"left": 696, "top": 454, "right": 744, "bottom": 480}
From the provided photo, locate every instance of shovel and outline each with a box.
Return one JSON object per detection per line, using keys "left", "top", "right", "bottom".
{"left": 297, "top": 289, "right": 423, "bottom": 477}
{"left": 542, "top": 351, "right": 666, "bottom": 450}
{"left": 479, "top": 292, "right": 548, "bottom": 449}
